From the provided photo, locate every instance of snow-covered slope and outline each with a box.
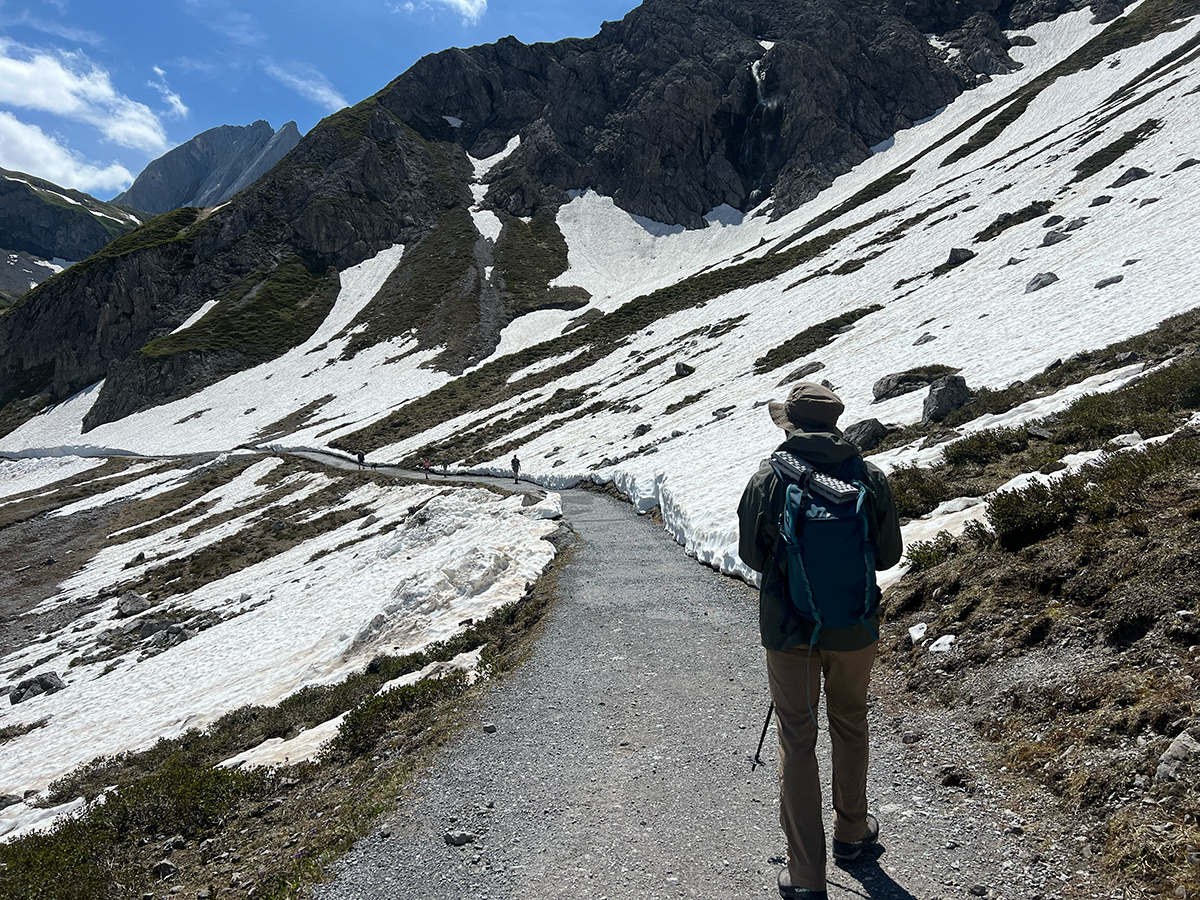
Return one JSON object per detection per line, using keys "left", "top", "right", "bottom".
{"left": 2, "top": 3, "right": 1199, "bottom": 835}
{"left": 7, "top": 8, "right": 1198, "bottom": 561}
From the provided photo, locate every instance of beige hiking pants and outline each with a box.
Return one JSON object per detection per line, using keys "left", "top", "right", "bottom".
{"left": 765, "top": 642, "right": 877, "bottom": 891}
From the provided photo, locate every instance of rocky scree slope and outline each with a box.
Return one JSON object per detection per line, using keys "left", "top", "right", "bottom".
{"left": 0, "top": 0, "right": 1045, "bottom": 437}
{"left": 112, "top": 120, "right": 302, "bottom": 215}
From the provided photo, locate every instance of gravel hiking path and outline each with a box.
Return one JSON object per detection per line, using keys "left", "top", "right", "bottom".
{"left": 313, "top": 489, "right": 1107, "bottom": 900}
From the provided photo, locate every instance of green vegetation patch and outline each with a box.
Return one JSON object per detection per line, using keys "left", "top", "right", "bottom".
{"left": 880, "top": 438, "right": 1200, "bottom": 895}
{"left": 665, "top": 390, "right": 712, "bottom": 415}
{"left": 881, "top": 350, "right": 1200, "bottom": 520}
{"left": 338, "top": 204, "right": 477, "bottom": 361}
{"left": 140, "top": 256, "right": 339, "bottom": 363}
{"left": 1070, "top": 118, "right": 1162, "bottom": 183}
{"left": 753, "top": 305, "right": 883, "bottom": 375}
{"left": 771, "top": 170, "right": 913, "bottom": 254}
{"left": 493, "top": 210, "right": 590, "bottom": 315}
{"left": 973, "top": 199, "right": 1053, "bottom": 242}
{"left": 397, "top": 386, "right": 596, "bottom": 468}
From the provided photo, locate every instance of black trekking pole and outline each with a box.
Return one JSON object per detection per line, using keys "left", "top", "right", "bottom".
{"left": 751, "top": 701, "right": 774, "bottom": 772}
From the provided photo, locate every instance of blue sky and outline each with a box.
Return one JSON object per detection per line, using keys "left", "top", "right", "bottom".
{"left": 0, "top": 0, "right": 639, "bottom": 199}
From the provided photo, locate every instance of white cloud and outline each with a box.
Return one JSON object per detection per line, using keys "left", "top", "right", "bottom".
{"left": 0, "top": 39, "right": 169, "bottom": 153}
{"left": 149, "top": 66, "right": 188, "bottom": 119}
{"left": 263, "top": 60, "right": 347, "bottom": 113}
{"left": 0, "top": 110, "right": 132, "bottom": 193}
{"left": 391, "top": 0, "right": 488, "bottom": 23}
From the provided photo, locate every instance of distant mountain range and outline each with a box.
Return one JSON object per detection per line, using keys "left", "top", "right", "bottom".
{"left": 0, "top": 120, "right": 301, "bottom": 306}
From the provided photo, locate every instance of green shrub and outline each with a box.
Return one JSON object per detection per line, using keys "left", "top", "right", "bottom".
{"left": 888, "top": 463, "right": 956, "bottom": 518}
{"left": 943, "top": 427, "right": 1029, "bottom": 467}
{"left": 331, "top": 671, "right": 469, "bottom": 757}
{"left": 906, "top": 530, "right": 958, "bottom": 572}
{"left": 986, "top": 475, "right": 1087, "bottom": 550}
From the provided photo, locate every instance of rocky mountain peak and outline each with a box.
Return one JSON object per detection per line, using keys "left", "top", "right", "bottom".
{"left": 113, "top": 120, "right": 302, "bottom": 214}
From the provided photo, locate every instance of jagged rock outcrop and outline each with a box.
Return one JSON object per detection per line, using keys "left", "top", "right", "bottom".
{"left": 114, "top": 121, "right": 301, "bottom": 214}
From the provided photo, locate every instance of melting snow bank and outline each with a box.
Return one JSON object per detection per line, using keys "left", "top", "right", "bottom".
{"left": 0, "top": 455, "right": 564, "bottom": 839}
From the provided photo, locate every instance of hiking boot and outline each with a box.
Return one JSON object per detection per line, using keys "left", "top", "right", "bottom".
{"left": 832, "top": 813, "right": 880, "bottom": 862}
{"left": 777, "top": 868, "right": 828, "bottom": 900}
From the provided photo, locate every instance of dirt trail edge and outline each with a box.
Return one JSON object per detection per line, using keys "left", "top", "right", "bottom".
{"left": 313, "top": 489, "right": 1107, "bottom": 900}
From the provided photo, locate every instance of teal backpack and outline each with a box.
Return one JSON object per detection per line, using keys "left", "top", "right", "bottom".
{"left": 770, "top": 452, "right": 881, "bottom": 647}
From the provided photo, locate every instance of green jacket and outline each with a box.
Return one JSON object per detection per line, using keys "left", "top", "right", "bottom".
{"left": 737, "top": 430, "right": 903, "bottom": 652}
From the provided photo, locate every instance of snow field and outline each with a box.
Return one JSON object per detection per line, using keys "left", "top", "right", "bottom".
{"left": 0, "top": 457, "right": 563, "bottom": 825}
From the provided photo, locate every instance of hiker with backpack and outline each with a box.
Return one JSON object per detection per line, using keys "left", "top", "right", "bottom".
{"left": 737, "top": 382, "right": 902, "bottom": 900}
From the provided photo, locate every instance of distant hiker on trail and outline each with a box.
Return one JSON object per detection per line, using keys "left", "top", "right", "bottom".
{"left": 737, "top": 382, "right": 902, "bottom": 900}
{"left": 511, "top": 455, "right": 520, "bottom": 484}
{"left": 421, "top": 459, "right": 431, "bottom": 480}
{"left": 356, "top": 451, "right": 364, "bottom": 470}
{"left": 441, "top": 460, "right": 448, "bottom": 476}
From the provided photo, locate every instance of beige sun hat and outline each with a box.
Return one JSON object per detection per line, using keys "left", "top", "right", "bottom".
{"left": 768, "top": 381, "right": 845, "bottom": 435}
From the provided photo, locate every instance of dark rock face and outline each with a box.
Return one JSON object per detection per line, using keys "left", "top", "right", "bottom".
{"left": 843, "top": 418, "right": 891, "bottom": 452}
{"left": 944, "top": 13, "right": 1022, "bottom": 81}
{"left": 10, "top": 672, "right": 66, "bottom": 705}
{"left": 381, "top": 0, "right": 964, "bottom": 227}
{"left": 1110, "top": 166, "right": 1151, "bottom": 188}
{"left": 0, "top": 168, "right": 139, "bottom": 262}
{"left": 115, "top": 121, "right": 302, "bottom": 214}
{"left": 923, "top": 375, "right": 973, "bottom": 424}
{"left": 1026, "top": 272, "right": 1060, "bottom": 293}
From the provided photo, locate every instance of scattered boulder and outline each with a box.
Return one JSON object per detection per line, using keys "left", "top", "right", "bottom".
{"left": 1095, "top": 275, "right": 1124, "bottom": 289}
{"left": 1089, "top": 195, "right": 1112, "bottom": 206}
{"left": 1175, "top": 158, "right": 1199, "bottom": 171}
{"left": 152, "top": 859, "right": 178, "bottom": 880}
{"left": 632, "top": 423, "right": 651, "bottom": 438}
{"left": 711, "top": 406, "right": 735, "bottom": 419}
{"left": 1003, "top": 256, "right": 1025, "bottom": 267}
{"left": 1042, "top": 214, "right": 1065, "bottom": 227}
{"left": 1041, "top": 229, "right": 1069, "bottom": 247}
{"left": 777, "top": 360, "right": 825, "bottom": 387}
{"left": 482, "top": 722, "right": 498, "bottom": 733}
{"left": 10, "top": 672, "right": 67, "bottom": 705}
{"left": 1139, "top": 197, "right": 1159, "bottom": 208}
{"left": 1109, "top": 166, "right": 1151, "bottom": 188}
{"left": 843, "top": 418, "right": 891, "bottom": 452}
{"left": 873, "top": 370, "right": 948, "bottom": 402}
{"left": 945, "top": 247, "right": 976, "bottom": 267}
{"left": 1025, "top": 272, "right": 1059, "bottom": 293}
{"left": 674, "top": 362, "right": 695, "bottom": 377}
{"left": 0, "top": 793, "right": 22, "bottom": 810}
{"left": 1064, "top": 217, "right": 1088, "bottom": 231}
{"left": 913, "top": 332, "right": 937, "bottom": 346}
{"left": 115, "top": 591, "right": 151, "bottom": 618}
{"left": 922, "top": 376, "right": 973, "bottom": 424}
{"left": 1155, "top": 731, "right": 1200, "bottom": 783}
{"left": 444, "top": 830, "right": 476, "bottom": 847}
